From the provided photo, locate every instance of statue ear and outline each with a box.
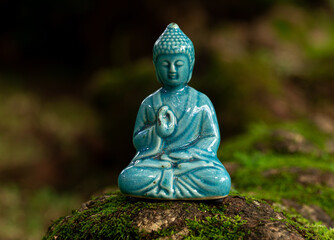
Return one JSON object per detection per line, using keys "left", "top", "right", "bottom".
{"left": 187, "top": 71, "right": 193, "bottom": 83}
{"left": 187, "top": 60, "right": 195, "bottom": 83}
{"left": 153, "top": 61, "right": 163, "bottom": 85}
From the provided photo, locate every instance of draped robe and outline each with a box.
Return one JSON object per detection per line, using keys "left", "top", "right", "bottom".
{"left": 118, "top": 86, "right": 231, "bottom": 199}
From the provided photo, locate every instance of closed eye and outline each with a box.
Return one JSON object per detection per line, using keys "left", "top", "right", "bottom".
{"left": 175, "top": 60, "right": 184, "bottom": 66}
{"left": 161, "top": 61, "right": 169, "bottom": 66}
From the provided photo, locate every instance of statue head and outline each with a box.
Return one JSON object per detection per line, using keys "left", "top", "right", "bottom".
{"left": 153, "top": 23, "right": 195, "bottom": 89}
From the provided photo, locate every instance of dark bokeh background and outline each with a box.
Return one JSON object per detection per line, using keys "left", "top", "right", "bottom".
{"left": 1, "top": 0, "right": 334, "bottom": 238}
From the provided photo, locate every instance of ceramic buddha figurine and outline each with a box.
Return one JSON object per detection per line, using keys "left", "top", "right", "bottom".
{"left": 118, "top": 23, "right": 231, "bottom": 200}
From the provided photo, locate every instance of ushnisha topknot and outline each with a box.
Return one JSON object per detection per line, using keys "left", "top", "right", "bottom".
{"left": 153, "top": 23, "right": 195, "bottom": 69}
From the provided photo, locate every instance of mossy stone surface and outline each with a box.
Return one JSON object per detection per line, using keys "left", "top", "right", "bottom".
{"left": 220, "top": 121, "right": 334, "bottom": 227}
{"left": 43, "top": 192, "right": 333, "bottom": 240}
{"left": 44, "top": 121, "right": 334, "bottom": 239}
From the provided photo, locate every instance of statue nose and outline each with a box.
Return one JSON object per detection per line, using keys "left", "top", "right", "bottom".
{"left": 169, "top": 64, "right": 176, "bottom": 73}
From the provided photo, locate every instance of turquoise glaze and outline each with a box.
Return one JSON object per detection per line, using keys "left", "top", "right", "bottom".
{"left": 118, "top": 23, "right": 231, "bottom": 200}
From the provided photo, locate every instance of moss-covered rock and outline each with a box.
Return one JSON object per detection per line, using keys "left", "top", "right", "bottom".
{"left": 43, "top": 192, "right": 333, "bottom": 240}
{"left": 43, "top": 120, "right": 334, "bottom": 239}
{"left": 220, "top": 121, "right": 334, "bottom": 231}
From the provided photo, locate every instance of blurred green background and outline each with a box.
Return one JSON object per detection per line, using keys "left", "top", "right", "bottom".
{"left": 1, "top": 0, "right": 334, "bottom": 239}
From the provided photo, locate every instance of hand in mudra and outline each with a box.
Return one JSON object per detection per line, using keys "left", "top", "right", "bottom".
{"left": 157, "top": 106, "right": 176, "bottom": 138}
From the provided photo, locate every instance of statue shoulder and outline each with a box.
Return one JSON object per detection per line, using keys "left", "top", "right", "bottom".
{"left": 188, "top": 87, "right": 213, "bottom": 106}
{"left": 140, "top": 88, "right": 162, "bottom": 108}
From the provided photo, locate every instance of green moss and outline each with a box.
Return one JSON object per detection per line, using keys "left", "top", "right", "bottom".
{"left": 44, "top": 191, "right": 334, "bottom": 239}
{"left": 220, "top": 121, "right": 334, "bottom": 219}
{"left": 153, "top": 226, "right": 177, "bottom": 238}
{"left": 220, "top": 120, "right": 331, "bottom": 159}
{"left": 44, "top": 193, "right": 194, "bottom": 240}
{"left": 272, "top": 204, "right": 334, "bottom": 240}
{"left": 43, "top": 194, "right": 140, "bottom": 240}
{"left": 185, "top": 215, "right": 248, "bottom": 240}
{"left": 228, "top": 153, "right": 334, "bottom": 218}
{"left": 197, "top": 202, "right": 226, "bottom": 215}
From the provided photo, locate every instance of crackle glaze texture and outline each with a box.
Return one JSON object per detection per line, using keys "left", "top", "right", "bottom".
{"left": 118, "top": 23, "right": 231, "bottom": 200}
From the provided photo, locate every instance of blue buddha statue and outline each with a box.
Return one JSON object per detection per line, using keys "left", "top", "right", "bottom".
{"left": 118, "top": 23, "right": 231, "bottom": 200}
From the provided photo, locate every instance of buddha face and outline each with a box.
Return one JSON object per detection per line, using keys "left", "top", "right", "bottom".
{"left": 155, "top": 54, "right": 191, "bottom": 89}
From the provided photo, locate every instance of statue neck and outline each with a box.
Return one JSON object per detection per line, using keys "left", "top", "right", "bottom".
{"left": 162, "top": 84, "right": 187, "bottom": 93}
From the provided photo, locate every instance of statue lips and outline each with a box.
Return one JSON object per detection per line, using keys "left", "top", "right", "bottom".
{"left": 168, "top": 73, "right": 178, "bottom": 79}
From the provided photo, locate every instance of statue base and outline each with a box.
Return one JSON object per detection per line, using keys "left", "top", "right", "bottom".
{"left": 123, "top": 194, "right": 228, "bottom": 201}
